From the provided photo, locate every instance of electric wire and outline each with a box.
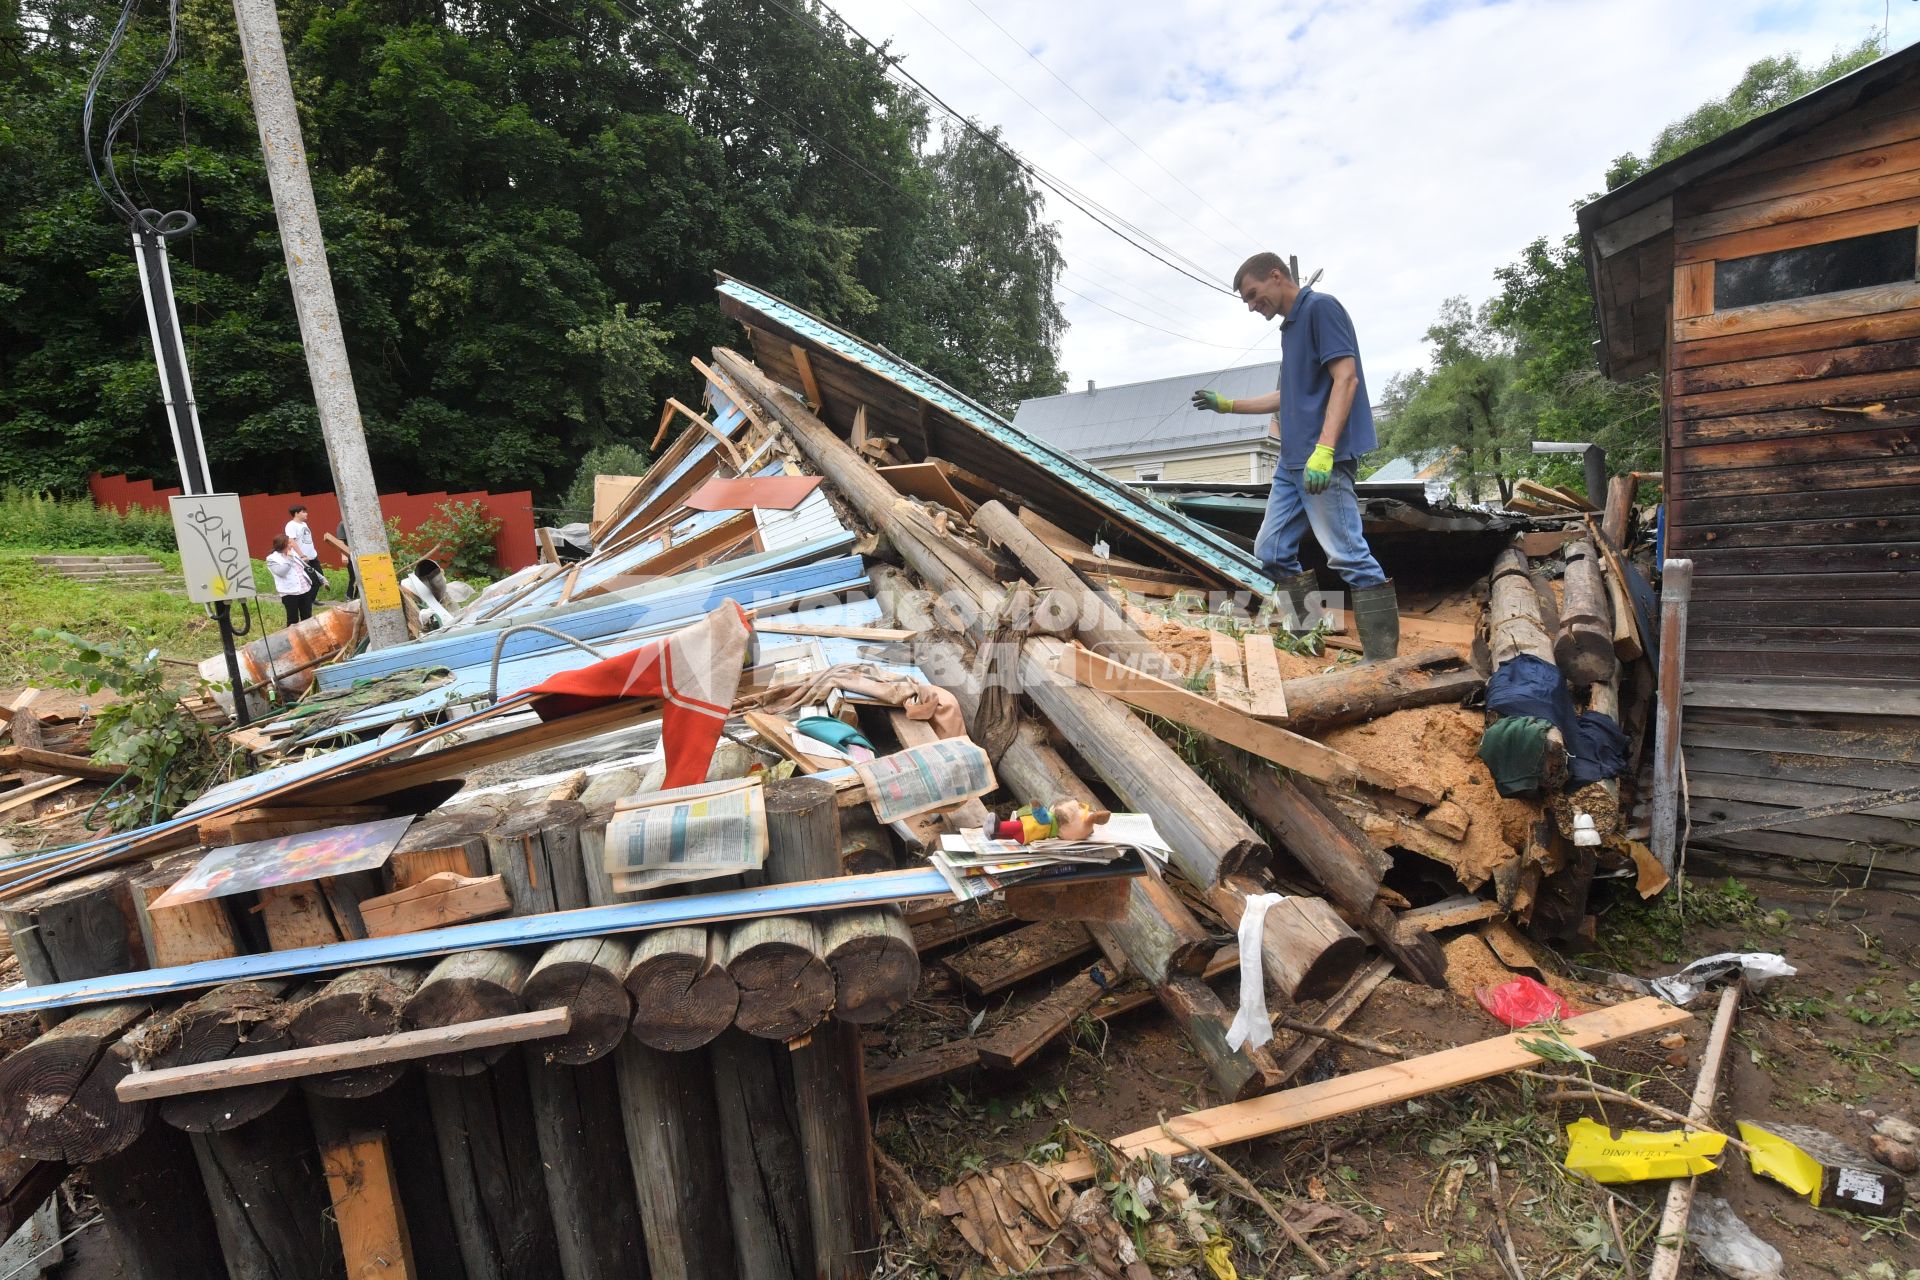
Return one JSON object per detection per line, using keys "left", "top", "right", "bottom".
{"left": 958, "top": 0, "right": 1261, "bottom": 246}
{"left": 82, "top": 0, "right": 194, "bottom": 236}
{"left": 893, "top": 0, "right": 1239, "bottom": 263}
{"left": 544, "top": 0, "right": 1248, "bottom": 351}
{"left": 753, "top": 0, "right": 1236, "bottom": 296}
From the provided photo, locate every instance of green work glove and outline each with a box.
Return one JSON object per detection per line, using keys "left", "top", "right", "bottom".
{"left": 1190, "top": 389, "right": 1234, "bottom": 413}
{"left": 1303, "top": 444, "right": 1336, "bottom": 494}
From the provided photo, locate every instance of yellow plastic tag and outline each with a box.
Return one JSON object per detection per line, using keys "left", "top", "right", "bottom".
{"left": 1562, "top": 1116, "right": 1726, "bottom": 1183}
{"left": 1737, "top": 1121, "right": 1825, "bottom": 1203}
{"left": 357, "top": 553, "right": 403, "bottom": 613}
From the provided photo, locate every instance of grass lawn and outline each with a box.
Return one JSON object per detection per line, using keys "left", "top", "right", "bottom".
{"left": 0, "top": 548, "right": 351, "bottom": 686}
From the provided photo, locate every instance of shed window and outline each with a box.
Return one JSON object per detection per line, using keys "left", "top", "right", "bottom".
{"left": 1135, "top": 465, "right": 1162, "bottom": 482}
{"left": 1714, "top": 227, "right": 1917, "bottom": 310}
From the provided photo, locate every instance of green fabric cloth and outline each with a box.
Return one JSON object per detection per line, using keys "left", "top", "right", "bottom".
{"left": 1478, "top": 715, "right": 1556, "bottom": 797}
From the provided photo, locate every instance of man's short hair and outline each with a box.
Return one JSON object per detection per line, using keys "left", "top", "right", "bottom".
{"left": 289, "top": 504, "right": 307, "bottom": 516}
{"left": 1233, "top": 252, "right": 1292, "bottom": 292}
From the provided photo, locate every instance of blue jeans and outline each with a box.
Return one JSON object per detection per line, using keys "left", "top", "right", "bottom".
{"left": 1255, "top": 460, "right": 1387, "bottom": 589}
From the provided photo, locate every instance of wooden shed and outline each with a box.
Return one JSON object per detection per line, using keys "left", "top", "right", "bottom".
{"left": 1580, "top": 47, "right": 1920, "bottom": 886}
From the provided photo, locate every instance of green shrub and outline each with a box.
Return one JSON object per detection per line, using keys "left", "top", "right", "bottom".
{"left": 560, "top": 442, "right": 653, "bottom": 525}
{"left": 0, "top": 489, "right": 178, "bottom": 551}
{"left": 36, "top": 628, "right": 225, "bottom": 830}
{"left": 386, "top": 499, "right": 504, "bottom": 582}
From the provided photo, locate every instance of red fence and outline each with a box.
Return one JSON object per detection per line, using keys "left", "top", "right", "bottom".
{"left": 90, "top": 474, "right": 538, "bottom": 573}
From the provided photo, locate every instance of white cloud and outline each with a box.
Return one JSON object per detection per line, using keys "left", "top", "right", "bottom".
{"left": 828, "top": 0, "right": 1895, "bottom": 393}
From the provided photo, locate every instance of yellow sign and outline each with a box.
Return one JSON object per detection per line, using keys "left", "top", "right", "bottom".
{"left": 358, "top": 553, "right": 403, "bottom": 613}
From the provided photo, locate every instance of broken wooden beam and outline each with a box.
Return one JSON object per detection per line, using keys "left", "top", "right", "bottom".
{"left": 820, "top": 909, "right": 919, "bottom": 1024}
{"left": 1279, "top": 649, "right": 1484, "bottom": 736}
{"left": 1557, "top": 541, "right": 1616, "bottom": 687}
{"left": 944, "top": 920, "right": 1095, "bottom": 997}
{"left": 1050, "top": 997, "right": 1693, "bottom": 1180}
{"left": 0, "top": 1001, "right": 153, "bottom": 1161}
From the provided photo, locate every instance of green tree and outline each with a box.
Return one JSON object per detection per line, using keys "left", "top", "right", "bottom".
{"left": 1381, "top": 39, "right": 1883, "bottom": 501}
{"left": 1376, "top": 298, "right": 1528, "bottom": 503}
{"left": 0, "top": 0, "right": 1069, "bottom": 500}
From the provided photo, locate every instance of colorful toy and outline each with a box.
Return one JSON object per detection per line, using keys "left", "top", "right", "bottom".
{"left": 989, "top": 798, "right": 1111, "bottom": 843}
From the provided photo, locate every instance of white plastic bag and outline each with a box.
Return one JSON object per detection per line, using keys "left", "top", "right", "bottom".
{"left": 1690, "top": 1196, "right": 1783, "bottom": 1280}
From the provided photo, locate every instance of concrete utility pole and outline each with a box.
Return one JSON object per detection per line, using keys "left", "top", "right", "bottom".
{"left": 229, "top": 0, "right": 409, "bottom": 650}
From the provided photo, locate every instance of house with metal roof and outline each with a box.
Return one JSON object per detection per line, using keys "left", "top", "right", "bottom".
{"left": 1011, "top": 364, "right": 1284, "bottom": 484}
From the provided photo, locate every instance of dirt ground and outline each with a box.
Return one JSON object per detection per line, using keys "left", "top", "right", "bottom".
{"left": 872, "top": 879, "right": 1920, "bottom": 1278}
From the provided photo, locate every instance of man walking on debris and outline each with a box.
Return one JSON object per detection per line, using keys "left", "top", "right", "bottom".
{"left": 1191, "top": 253, "right": 1399, "bottom": 660}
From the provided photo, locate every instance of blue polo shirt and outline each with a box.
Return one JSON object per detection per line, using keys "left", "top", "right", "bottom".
{"left": 1278, "top": 289, "right": 1376, "bottom": 469}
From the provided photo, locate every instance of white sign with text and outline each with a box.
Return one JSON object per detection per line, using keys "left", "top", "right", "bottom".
{"left": 169, "top": 493, "right": 258, "bottom": 604}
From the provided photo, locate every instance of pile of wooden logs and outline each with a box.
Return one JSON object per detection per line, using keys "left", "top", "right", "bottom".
{"left": 0, "top": 784, "right": 915, "bottom": 1279}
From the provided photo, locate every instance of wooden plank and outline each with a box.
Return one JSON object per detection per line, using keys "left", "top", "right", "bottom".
{"left": 1273, "top": 956, "right": 1393, "bottom": 1084}
{"left": 321, "top": 1130, "right": 418, "bottom": 1280}
{"left": 1047, "top": 997, "right": 1694, "bottom": 1181}
{"left": 974, "top": 969, "right": 1107, "bottom": 1070}
{"left": 1687, "top": 570, "right": 1916, "bottom": 600}
{"left": 943, "top": 920, "right": 1093, "bottom": 997}
{"left": 1651, "top": 559, "right": 1693, "bottom": 875}
{"left": 1668, "top": 454, "right": 1920, "bottom": 498}
{"left": 864, "top": 1041, "right": 980, "bottom": 1099}
{"left": 1671, "top": 423, "right": 1920, "bottom": 470}
{"left": 0, "top": 863, "right": 1140, "bottom": 1016}
{"left": 878, "top": 462, "right": 977, "bottom": 516}
{"left": 1691, "top": 782, "right": 1920, "bottom": 838}
{"left": 0, "top": 776, "right": 80, "bottom": 817}
{"left": 752, "top": 621, "right": 914, "bottom": 642}
{"left": 1209, "top": 631, "right": 1253, "bottom": 712}
{"left": 1668, "top": 513, "right": 1920, "bottom": 551}
{"left": 790, "top": 345, "right": 823, "bottom": 410}
{"left": 1682, "top": 718, "right": 1920, "bottom": 763}
{"left": 1703, "top": 103, "right": 1920, "bottom": 189}
{"left": 1674, "top": 309, "right": 1920, "bottom": 375}
{"left": 1685, "top": 541, "right": 1919, "bottom": 576}
{"left": 360, "top": 873, "right": 513, "bottom": 937}
{"left": 1679, "top": 165, "right": 1920, "bottom": 242}
{"left": 1681, "top": 742, "right": 1920, "bottom": 791}
{"left": 1673, "top": 261, "right": 1714, "bottom": 318}
{"left": 1675, "top": 400, "right": 1920, "bottom": 448}
{"left": 1686, "top": 771, "right": 1920, "bottom": 822}
{"left": 1690, "top": 624, "right": 1919, "bottom": 653}
{"left": 1240, "top": 634, "right": 1289, "bottom": 718}
{"left": 1674, "top": 366, "right": 1920, "bottom": 420}
{"left": 1685, "top": 132, "right": 1920, "bottom": 217}
{"left": 1690, "top": 648, "right": 1920, "bottom": 681}
{"left": 1673, "top": 193, "right": 1920, "bottom": 264}
{"left": 1675, "top": 279, "right": 1920, "bottom": 343}
{"left": 1688, "top": 791, "right": 1920, "bottom": 846}
{"left": 1647, "top": 986, "right": 1743, "bottom": 1280}
{"left": 0, "top": 746, "right": 124, "bottom": 782}
{"left": 1016, "top": 506, "right": 1094, "bottom": 556}
{"left": 910, "top": 901, "right": 1015, "bottom": 952}
{"left": 117, "top": 1009, "right": 571, "bottom": 1101}
{"left": 536, "top": 526, "right": 558, "bottom": 565}
{"left": 1057, "top": 643, "right": 1424, "bottom": 800}
{"left": 1672, "top": 334, "right": 1920, "bottom": 396}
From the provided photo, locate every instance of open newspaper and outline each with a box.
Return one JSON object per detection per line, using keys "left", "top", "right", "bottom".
{"left": 854, "top": 737, "right": 996, "bottom": 823}
{"left": 604, "top": 775, "right": 769, "bottom": 891}
{"left": 928, "top": 813, "right": 1168, "bottom": 901}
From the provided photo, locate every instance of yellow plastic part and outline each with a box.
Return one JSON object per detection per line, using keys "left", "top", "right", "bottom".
{"left": 1737, "top": 1120, "right": 1825, "bottom": 1204}
{"left": 1562, "top": 1116, "right": 1727, "bottom": 1183}
{"left": 1202, "top": 1237, "right": 1238, "bottom": 1280}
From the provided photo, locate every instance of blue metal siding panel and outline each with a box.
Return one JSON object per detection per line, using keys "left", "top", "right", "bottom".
{"left": 715, "top": 279, "right": 1277, "bottom": 597}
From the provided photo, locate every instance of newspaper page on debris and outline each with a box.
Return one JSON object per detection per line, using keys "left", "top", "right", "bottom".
{"left": 605, "top": 775, "right": 768, "bottom": 891}
{"left": 855, "top": 737, "right": 996, "bottom": 823}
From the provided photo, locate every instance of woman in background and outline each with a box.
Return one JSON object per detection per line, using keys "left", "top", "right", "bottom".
{"left": 265, "top": 534, "right": 314, "bottom": 626}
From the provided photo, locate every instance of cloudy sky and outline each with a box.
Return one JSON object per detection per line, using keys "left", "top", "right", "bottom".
{"left": 828, "top": 0, "right": 1903, "bottom": 394}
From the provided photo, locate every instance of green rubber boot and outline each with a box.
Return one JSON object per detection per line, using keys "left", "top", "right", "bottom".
{"left": 1350, "top": 580, "right": 1401, "bottom": 662}
{"left": 1272, "top": 569, "right": 1320, "bottom": 636}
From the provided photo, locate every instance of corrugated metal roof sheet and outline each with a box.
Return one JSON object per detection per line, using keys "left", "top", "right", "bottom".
{"left": 1012, "top": 362, "right": 1282, "bottom": 460}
